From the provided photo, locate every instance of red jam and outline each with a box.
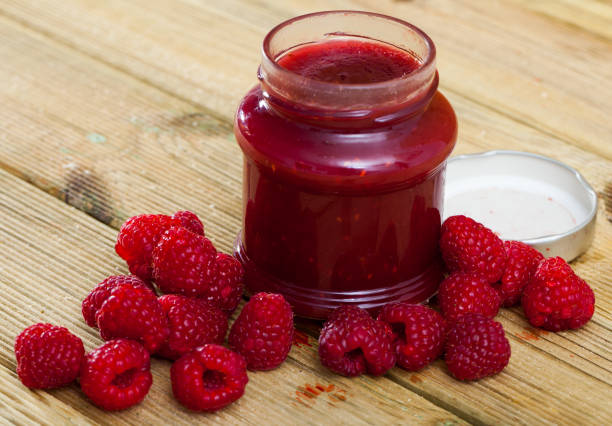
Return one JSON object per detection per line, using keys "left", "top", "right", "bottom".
{"left": 277, "top": 39, "right": 421, "bottom": 84}
{"left": 234, "top": 12, "right": 457, "bottom": 319}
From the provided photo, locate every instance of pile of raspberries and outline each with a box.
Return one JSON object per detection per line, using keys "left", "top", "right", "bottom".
{"left": 318, "top": 215, "right": 595, "bottom": 381}
{"left": 14, "top": 211, "right": 293, "bottom": 411}
{"left": 14, "top": 212, "right": 595, "bottom": 412}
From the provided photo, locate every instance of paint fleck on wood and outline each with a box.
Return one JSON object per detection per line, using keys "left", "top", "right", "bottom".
{"left": 436, "top": 420, "right": 460, "bottom": 426}
{"left": 86, "top": 133, "right": 107, "bottom": 143}
{"left": 293, "top": 330, "right": 312, "bottom": 348}
{"left": 294, "top": 383, "right": 347, "bottom": 407}
{"left": 517, "top": 327, "right": 549, "bottom": 341}
{"left": 410, "top": 375, "right": 423, "bottom": 384}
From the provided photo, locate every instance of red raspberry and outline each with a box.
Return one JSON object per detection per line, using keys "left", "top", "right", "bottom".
{"left": 438, "top": 272, "right": 501, "bottom": 322}
{"left": 522, "top": 257, "right": 595, "bottom": 331}
{"left": 152, "top": 226, "right": 217, "bottom": 297}
{"left": 171, "top": 344, "right": 248, "bottom": 411}
{"left": 377, "top": 303, "right": 445, "bottom": 371}
{"left": 172, "top": 210, "right": 204, "bottom": 236}
{"left": 318, "top": 306, "right": 396, "bottom": 377}
{"left": 115, "top": 214, "right": 181, "bottom": 281}
{"left": 157, "top": 295, "right": 228, "bottom": 360}
{"left": 445, "top": 313, "right": 511, "bottom": 381}
{"left": 200, "top": 253, "right": 244, "bottom": 315}
{"left": 495, "top": 241, "right": 544, "bottom": 307}
{"left": 82, "top": 275, "right": 150, "bottom": 328}
{"left": 80, "top": 339, "right": 152, "bottom": 411}
{"left": 440, "top": 215, "right": 506, "bottom": 283}
{"left": 327, "top": 304, "right": 372, "bottom": 323}
{"left": 95, "top": 283, "right": 169, "bottom": 353}
{"left": 228, "top": 292, "right": 293, "bottom": 370}
{"left": 14, "top": 323, "right": 84, "bottom": 389}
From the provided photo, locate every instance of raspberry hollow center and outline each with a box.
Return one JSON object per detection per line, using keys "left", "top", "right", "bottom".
{"left": 389, "top": 322, "right": 406, "bottom": 344}
{"left": 111, "top": 368, "right": 139, "bottom": 388}
{"left": 346, "top": 348, "right": 365, "bottom": 362}
{"left": 202, "top": 369, "right": 226, "bottom": 390}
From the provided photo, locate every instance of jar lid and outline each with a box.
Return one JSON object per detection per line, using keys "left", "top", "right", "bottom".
{"left": 444, "top": 150, "right": 598, "bottom": 261}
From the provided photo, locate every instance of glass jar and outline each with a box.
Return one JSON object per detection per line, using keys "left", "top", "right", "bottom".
{"left": 234, "top": 11, "right": 457, "bottom": 319}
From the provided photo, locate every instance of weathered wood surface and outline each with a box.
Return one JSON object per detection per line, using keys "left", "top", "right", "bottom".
{"left": 0, "top": 0, "right": 610, "bottom": 424}
{"left": 0, "top": 168, "right": 465, "bottom": 425}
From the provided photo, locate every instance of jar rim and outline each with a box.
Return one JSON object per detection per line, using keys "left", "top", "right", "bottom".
{"left": 261, "top": 10, "right": 437, "bottom": 92}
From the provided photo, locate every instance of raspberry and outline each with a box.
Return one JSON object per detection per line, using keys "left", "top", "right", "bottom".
{"left": 201, "top": 253, "right": 244, "bottom": 315}
{"left": 172, "top": 210, "right": 204, "bottom": 236}
{"left": 82, "top": 275, "right": 150, "bottom": 328}
{"left": 445, "top": 313, "right": 511, "bottom": 381}
{"left": 171, "top": 344, "right": 248, "bottom": 411}
{"left": 95, "top": 283, "right": 169, "bottom": 353}
{"left": 14, "top": 323, "right": 84, "bottom": 389}
{"left": 157, "top": 295, "right": 228, "bottom": 360}
{"left": 80, "top": 339, "right": 152, "bottom": 411}
{"left": 377, "top": 303, "right": 445, "bottom": 371}
{"left": 327, "top": 304, "right": 372, "bottom": 323}
{"left": 522, "top": 257, "right": 595, "bottom": 331}
{"left": 495, "top": 241, "right": 544, "bottom": 307}
{"left": 228, "top": 292, "right": 293, "bottom": 370}
{"left": 115, "top": 214, "right": 181, "bottom": 281}
{"left": 318, "top": 306, "right": 396, "bottom": 377}
{"left": 440, "top": 215, "right": 506, "bottom": 283}
{"left": 438, "top": 272, "right": 501, "bottom": 322}
{"left": 152, "top": 226, "right": 217, "bottom": 297}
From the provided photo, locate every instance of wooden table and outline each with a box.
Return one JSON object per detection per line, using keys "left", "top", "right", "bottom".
{"left": 0, "top": 0, "right": 610, "bottom": 424}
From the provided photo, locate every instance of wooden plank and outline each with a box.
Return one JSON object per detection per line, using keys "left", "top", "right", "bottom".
{"left": 0, "top": 15, "right": 242, "bottom": 252}
{"left": 0, "top": 373, "right": 93, "bottom": 425}
{"left": 294, "top": 304, "right": 612, "bottom": 425}
{"left": 504, "top": 0, "right": 612, "bottom": 41}
{"left": 0, "top": 4, "right": 611, "bottom": 238}
{"left": 0, "top": 167, "right": 465, "bottom": 425}
{"left": 417, "top": 0, "right": 612, "bottom": 159}
{"left": 387, "top": 333, "right": 611, "bottom": 425}
{"left": 1, "top": 0, "right": 611, "bottom": 160}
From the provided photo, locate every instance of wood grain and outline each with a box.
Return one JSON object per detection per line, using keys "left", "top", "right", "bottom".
{"left": 0, "top": 16, "right": 242, "bottom": 251}
{"left": 0, "top": 167, "right": 465, "bottom": 425}
{"left": 1, "top": 0, "right": 611, "bottom": 160}
{"left": 505, "top": 0, "right": 612, "bottom": 41}
{"left": 0, "top": 0, "right": 610, "bottom": 424}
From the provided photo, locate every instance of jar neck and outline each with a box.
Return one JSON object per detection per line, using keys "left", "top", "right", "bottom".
{"left": 260, "top": 69, "right": 438, "bottom": 128}
{"left": 258, "top": 11, "right": 438, "bottom": 128}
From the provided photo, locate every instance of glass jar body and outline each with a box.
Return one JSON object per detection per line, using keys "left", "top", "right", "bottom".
{"left": 235, "top": 86, "right": 456, "bottom": 319}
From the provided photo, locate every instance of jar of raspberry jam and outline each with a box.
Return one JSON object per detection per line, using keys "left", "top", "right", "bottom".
{"left": 234, "top": 11, "right": 457, "bottom": 319}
